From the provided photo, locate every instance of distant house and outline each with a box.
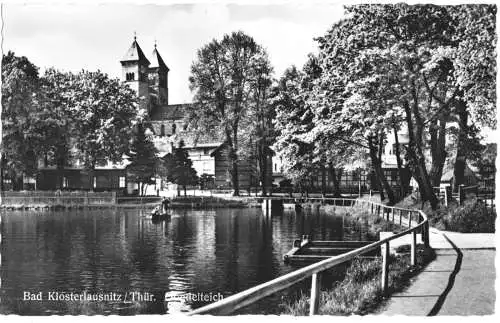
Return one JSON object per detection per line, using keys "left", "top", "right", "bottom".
{"left": 440, "top": 164, "right": 479, "bottom": 190}
{"left": 36, "top": 159, "right": 128, "bottom": 192}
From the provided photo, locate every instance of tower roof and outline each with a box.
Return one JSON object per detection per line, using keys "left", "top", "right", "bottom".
{"left": 121, "top": 37, "right": 150, "bottom": 65}
{"left": 150, "top": 45, "right": 170, "bottom": 71}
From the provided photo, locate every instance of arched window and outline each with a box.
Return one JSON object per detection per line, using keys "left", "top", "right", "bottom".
{"left": 160, "top": 124, "right": 165, "bottom": 136}
{"left": 172, "top": 124, "right": 176, "bottom": 135}
{"left": 126, "top": 72, "right": 135, "bottom": 81}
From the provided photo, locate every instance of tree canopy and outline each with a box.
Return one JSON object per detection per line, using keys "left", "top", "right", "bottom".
{"left": 188, "top": 31, "right": 273, "bottom": 195}
{"left": 1, "top": 51, "right": 39, "bottom": 189}
{"left": 1, "top": 52, "right": 147, "bottom": 190}
{"left": 273, "top": 4, "right": 496, "bottom": 208}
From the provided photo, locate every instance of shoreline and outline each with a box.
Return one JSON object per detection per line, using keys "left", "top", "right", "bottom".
{"left": 0, "top": 197, "right": 262, "bottom": 211}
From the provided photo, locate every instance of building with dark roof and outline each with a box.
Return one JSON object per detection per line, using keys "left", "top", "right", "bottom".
{"left": 120, "top": 37, "right": 270, "bottom": 192}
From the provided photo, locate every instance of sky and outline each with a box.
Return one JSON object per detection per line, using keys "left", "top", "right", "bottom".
{"left": 2, "top": 1, "right": 346, "bottom": 104}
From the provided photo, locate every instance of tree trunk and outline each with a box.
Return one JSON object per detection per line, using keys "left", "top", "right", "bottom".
{"left": 321, "top": 164, "right": 326, "bottom": 196}
{"left": 258, "top": 149, "right": 268, "bottom": 197}
{"left": 393, "top": 124, "right": 407, "bottom": 198}
{"left": 453, "top": 98, "right": 468, "bottom": 192}
{"left": 429, "top": 117, "right": 447, "bottom": 188}
{"left": 12, "top": 174, "right": 23, "bottom": 191}
{"left": 368, "top": 136, "right": 395, "bottom": 205}
{"left": 227, "top": 129, "right": 240, "bottom": 196}
{"left": 0, "top": 156, "right": 4, "bottom": 191}
{"left": 403, "top": 99, "right": 439, "bottom": 209}
{"left": 328, "top": 163, "right": 341, "bottom": 197}
{"left": 377, "top": 131, "right": 387, "bottom": 201}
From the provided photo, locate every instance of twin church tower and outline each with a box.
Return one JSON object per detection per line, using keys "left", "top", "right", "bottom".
{"left": 120, "top": 36, "right": 170, "bottom": 112}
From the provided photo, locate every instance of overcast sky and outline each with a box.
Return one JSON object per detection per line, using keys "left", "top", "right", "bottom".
{"left": 2, "top": 2, "right": 345, "bottom": 104}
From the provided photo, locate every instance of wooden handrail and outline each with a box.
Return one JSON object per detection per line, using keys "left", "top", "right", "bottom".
{"left": 188, "top": 199, "right": 429, "bottom": 316}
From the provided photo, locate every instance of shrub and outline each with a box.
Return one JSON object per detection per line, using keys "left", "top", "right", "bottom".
{"left": 438, "top": 198, "right": 496, "bottom": 233}
{"left": 396, "top": 195, "right": 496, "bottom": 233}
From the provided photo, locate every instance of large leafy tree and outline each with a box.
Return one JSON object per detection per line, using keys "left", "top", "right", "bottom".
{"left": 126, "top": 124, "right": 158, "bottom": 196}
{"left": 33, "top": 69, "right": 142, "bottom": 189}
{"left": 70, "top": 70, "right": 141, "bottom": 169}
{"left": 31, "top": 69, "right": 77, "bottom": 189}
{"left": 1, "top": 51, "right": 39, "bottom": 190}
{"left": 448, "top": 5, "right": 496, "bottom": 190}
{"left": 243, "top": 53, "right": 274, "bottom": 196}
{"left": 159, "top": 140, "right": 198, "bottom": 196}
{"left": 188, "top": 31, "right": 272, "bottom": 196}
{"left": 271, "top": 65, "right": 316, "bottom": 193}
{"left": 311, "top": 4, "right": 495, "bottom": 209}
{"left": 302, "top": 54, "right": 370, "bottom": 197}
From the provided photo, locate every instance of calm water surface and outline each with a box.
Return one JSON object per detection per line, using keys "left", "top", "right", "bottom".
{"left": 1, "top": 207, "right": 365, "bottom": 315}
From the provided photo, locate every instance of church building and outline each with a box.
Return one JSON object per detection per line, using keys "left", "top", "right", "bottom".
{"left": 121, "top": 36, "right": 273, "bottom": 193}
{"left": 35, "top": 36, "right": 271, "bottom": 194}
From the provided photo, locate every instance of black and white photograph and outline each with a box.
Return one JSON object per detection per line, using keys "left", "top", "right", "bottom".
{"left": 0, "top": 0, "right": 497, "bottom": 318}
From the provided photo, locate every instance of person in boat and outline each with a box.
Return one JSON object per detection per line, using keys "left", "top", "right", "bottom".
{"left": 151, "top": 205, "right": 161, "bottom": 217}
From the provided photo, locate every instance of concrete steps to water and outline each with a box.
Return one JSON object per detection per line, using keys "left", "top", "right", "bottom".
{"left": 283, "top": 237, "right": 378, "bottom": 264}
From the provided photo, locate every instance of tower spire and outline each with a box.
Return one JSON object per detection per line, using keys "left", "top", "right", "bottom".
{"left": 134, "top": 31, "right": 137, "bottom": 41}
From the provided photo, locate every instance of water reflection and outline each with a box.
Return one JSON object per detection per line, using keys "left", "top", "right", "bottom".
{"left": 1, "top": 206, "right": 355, "bottom": 315}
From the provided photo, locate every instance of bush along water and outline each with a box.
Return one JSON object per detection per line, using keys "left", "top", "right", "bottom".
{"left": 396, "top": 193, "right": 496, "bottom": 233}
{"left": 430, "top": 198, "right": 495, "bottom": 233}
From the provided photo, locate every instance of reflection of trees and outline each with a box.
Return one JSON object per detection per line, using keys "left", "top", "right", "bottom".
{"left": 167, "top": 210, "right": 197, "bottom": 293}
{"left": 214, "top": 209, "right": 240, "bottom": 292}
{"left": 294, "top": 209, "right": 344, "bottom": 241}
{"left": 257, "top": 213, "right": 278, "bottom": 282}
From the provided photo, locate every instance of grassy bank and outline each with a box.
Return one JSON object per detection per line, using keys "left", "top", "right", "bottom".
{"left": 280, "top": 244, "right": 436, "bottom": 315}
{"left": 322, "top": 204, "right": 403, "bottom": 240}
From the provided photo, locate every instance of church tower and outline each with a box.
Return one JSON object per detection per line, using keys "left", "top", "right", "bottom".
{"left": 120, "top": 35, "right": 151, "bottom": 111}
{"left": 148, "top": 43, "right": 169, "bottom": 106}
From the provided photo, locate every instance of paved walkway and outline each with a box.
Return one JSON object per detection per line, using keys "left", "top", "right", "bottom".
{"left": 377, "top": 229, "right": 496, "bottom": 316}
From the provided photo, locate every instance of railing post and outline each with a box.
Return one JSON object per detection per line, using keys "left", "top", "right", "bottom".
{"left": 382, "top": 241, "right": 390, "bottom": 295}
{"left": 371, "top": 203, "right": 374, "bottom": 214}
{"left": 391, "top": 208, "right": 395, "bottom": 222}
{"left": 408, "top": 211, "right": 412, "bottom": 228}
{"left": 411, "top": 230, "right": 417, "bottom": 266}
{"left": 309, "top": 272, "right": 321, "bottom": 315}
{"left": 399, "top": 209, "right": 402, "bottom": 226}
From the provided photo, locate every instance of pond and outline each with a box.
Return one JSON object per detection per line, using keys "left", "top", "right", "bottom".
{"left": 0, "top": 206, "right": 369, "bottom": 315}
